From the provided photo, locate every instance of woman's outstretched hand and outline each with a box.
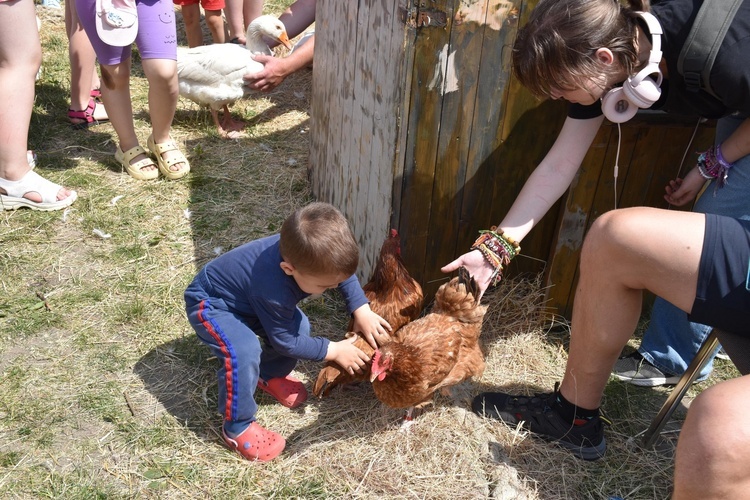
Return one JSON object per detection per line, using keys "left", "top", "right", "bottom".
{"left": 441, "top": 249, "right": 495, "bottom": 299}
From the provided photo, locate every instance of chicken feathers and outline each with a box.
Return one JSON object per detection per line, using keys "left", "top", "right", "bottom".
{"left": 312, "top": 229, "right": 424, "bottom": 397}
{"left": 369, "top": 267, "right": 487, "bottom": 416}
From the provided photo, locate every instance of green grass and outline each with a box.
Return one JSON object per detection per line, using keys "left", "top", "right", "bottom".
{"left": 3, "top": 2, "right": 315, "bottom": 496}
{"left": 1, "top": 3, "right": 741, "bottom": 499}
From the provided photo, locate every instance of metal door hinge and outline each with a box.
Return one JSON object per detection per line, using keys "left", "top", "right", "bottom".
{"left": 406, "top": 4, "right": 447, "bottom": 28}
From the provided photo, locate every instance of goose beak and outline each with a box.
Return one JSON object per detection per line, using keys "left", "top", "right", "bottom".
{"left": 278, "top": 31, "right": 293, "bottom": 50}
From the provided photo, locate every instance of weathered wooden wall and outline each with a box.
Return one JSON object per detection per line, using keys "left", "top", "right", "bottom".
{"left": 309, "top": 0, "right": 715, "bottom": 321}
{"left": 309, "top": 0, "right": 413, "bottom": 279}
{"left": 396, "top": 0, "right": 536, "bottom": 297}
{"left": 311, "top": 0, "right": 550, "bottom": 289}
{"left": 546, "top": 114, "right": 715, "bottom": 319}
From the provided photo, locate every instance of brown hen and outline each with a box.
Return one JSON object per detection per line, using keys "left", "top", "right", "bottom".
{"left": 312, "top": 229, "right": 424, "bottom": 397}
{"left": 369, "top": 266, "right": 487, "bottom": 424}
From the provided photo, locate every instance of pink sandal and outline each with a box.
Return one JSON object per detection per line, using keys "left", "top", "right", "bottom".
{"left": 68, "top": 98, "right": 108, "bottom": 129}
{"left": 257, "top": 375, "right": 308, "bottom": 408}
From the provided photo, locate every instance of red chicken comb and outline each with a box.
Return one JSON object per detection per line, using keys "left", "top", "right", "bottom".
{"left": 372, "top": 348, "right": 382, "bottom": 368}
{"left": 389, "top": 228, "right": 399, "bottom": 238}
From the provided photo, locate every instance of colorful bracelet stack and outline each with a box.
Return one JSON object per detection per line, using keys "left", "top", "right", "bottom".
{"left": 697, "top": 144, "right": 733, "bottom": 188}
{"left": 470, "top": 226, "right": 521, "bottom": 287}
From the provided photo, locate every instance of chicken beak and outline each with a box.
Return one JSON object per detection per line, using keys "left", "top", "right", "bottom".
{"left": 278, "top": 32, "right": 293, "bottom": 50}
{"left": 369, "top": 371, "right": 378, "bottom": 383}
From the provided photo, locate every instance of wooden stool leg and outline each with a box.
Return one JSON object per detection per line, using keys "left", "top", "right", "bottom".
{"left": 641, "top": 329, "right": 720, "bottom": 448}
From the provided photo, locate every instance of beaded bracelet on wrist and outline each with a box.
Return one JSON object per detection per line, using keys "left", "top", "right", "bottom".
{"left": 470, "top": 226, "right": 521, "bottom": 287}
{"left": 473, "top": 243, "right": 504, "bottom": 286}
{"left": 696, "top": 160, "right": 714, "bottom": 180}
{"left": 479, "top": 227, "right": 520, "bottom": 257}
{"left": 697, "top": 144, "right": 733, "bottom": 188}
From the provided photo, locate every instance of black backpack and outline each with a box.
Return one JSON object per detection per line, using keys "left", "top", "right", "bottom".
{"left": 677, "top": 0, "right": 743, "bottom": 99}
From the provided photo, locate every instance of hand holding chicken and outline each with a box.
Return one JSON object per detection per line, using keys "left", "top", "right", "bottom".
{"left": 351, "top": 303, "right": 392, "bottom": 350}
{"left": 325, "top": 335, "right": 370, "bottom": 375}
{"left": 312, "top": 229, "right": 424, "bottom": 397}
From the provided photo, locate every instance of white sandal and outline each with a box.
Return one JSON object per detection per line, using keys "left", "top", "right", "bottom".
{"left": 0, "top": 170, "right": 77, "bottom": 211}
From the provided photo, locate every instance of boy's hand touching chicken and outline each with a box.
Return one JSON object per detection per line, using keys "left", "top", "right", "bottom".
{"left": 325, "top": 336, "right": 371, "bottom": 375}
{"left": 351, "top": 304, "right": 392, "bottom": 349}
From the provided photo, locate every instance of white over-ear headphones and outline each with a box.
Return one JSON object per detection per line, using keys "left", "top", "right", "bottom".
{"left": 601, "top": 11, "right": 664, "bottom": 123}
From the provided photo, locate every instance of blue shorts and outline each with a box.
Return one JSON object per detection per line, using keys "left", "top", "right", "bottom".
{"left": 689, "top": 213, "right": 750, "bottom": 335}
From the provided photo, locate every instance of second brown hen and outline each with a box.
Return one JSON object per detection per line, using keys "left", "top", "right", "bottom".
{"left": 312, "top": 229, "right": 423, "bottom": 397}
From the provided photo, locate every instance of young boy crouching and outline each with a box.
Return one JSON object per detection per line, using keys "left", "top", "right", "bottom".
{"left": 184, "top": 202, "right": 391, "bottom": 461}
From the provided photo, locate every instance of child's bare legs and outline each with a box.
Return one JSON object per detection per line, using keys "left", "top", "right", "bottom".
{"left": 224, "top": 0, "right": 243, "bottom": 43}
{"left": 65, "top": 0, "right": 107, "bottom": 120}
{"left": 141, "top": 58, "right": 187, "bottom": 173}
{"left": 225, "top": 0, "right": 263, "bottom": 43}
{"left": 180, "top": 4, "right": 204, "bottom": 48}
{"left": 243, "top": 0, "right": 263, "bottom": 31}
{"left": 0, "top": 0, "right": 73, "bottom": 202}
{"left": 205, "top": 9, "right": 226, "bottom": 44}
{"left": 100, "top": 59, "right": 157, "bottom": 175}
{"left": 0, "top": 0, "right": 39, "bottom": 180}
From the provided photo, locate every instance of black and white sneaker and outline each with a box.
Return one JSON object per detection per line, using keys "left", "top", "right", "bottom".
{"left": 715, "top": 346, "right": 730, "bottom": 361}
{"left": 472, "top": 385, "right": 606, "bottom": 461}
{"left": 611, "top": 352, "right": 681, "bottom": 387}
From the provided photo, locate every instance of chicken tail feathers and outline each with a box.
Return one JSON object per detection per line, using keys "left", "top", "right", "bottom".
{"left": 312, "top": 365, "right": 345, "bottom": 398}
{"left": 433, "top": 266, "right": 487, "bottom": 323}
{"left": 457, "top": 266, "right": 480, "bottom": 302}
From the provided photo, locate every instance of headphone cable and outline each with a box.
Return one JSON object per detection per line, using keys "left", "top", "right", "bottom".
{"left": 668, "top": 116, "right": 702, "bottom": 210}
{"left": 613, "top": 122, "right": 621, "bottom": 209}
{"left": 614, "top": 117, "right": 701, "bottom": 211}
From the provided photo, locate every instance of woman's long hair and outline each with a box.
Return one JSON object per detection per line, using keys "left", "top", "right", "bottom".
{"left": 513, "top": 0, "right": 650, "bottom": 99}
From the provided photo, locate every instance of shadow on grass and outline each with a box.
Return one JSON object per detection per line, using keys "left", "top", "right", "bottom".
{"left": 32, "top": 82, "right": 114, "bottom": 172}
{"left": 132, "top": 335, "right": 215, "bottom": 430}
{"left": 133, "top": 333, "right": 493, "bottom": 458}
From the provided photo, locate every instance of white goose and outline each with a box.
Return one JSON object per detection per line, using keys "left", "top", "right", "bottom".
{"left": 176, "top": 15, "right": 292, "bottom": 138}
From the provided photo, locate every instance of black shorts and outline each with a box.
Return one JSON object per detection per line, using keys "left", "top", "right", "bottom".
{"left": 689, "top": 214, "right": 750, "bottom": 335}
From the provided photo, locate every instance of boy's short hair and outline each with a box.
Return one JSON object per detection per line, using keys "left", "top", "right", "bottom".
{"left": 279, "top": 202, "right": 359, "bottom": 276}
